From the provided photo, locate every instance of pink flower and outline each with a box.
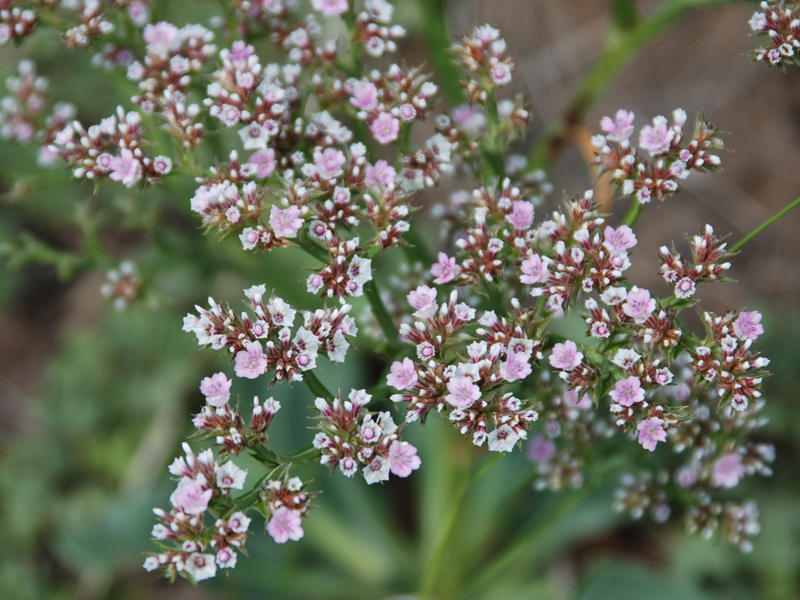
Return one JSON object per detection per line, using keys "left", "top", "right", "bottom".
{"left": 108, "top": 149, "right": 142, "bottom": 187}
{"left": 506, "top": 200, "right": 534, "bottom": 229}
{"left": 370, "top": 112, "right": 399, "bottom": 144}
{"left": 234, "top": 340, "right": 268, "bottom": 379}
{"left": 199, "top": 372, "right": 232, "bottom": 408}
{"left": 170, "top": 478, "right": 212, "bottom": 515}
{"left": 398, "top": 103, "right": 417, "bottom": 121}
{"left": 549, "top": 340, "right": 583, "bottom": 371}
{"left": 313, "top": 147, "right": 346, "bottom": 179}
{"left": 499, "top": 351, "right": 532, "bottom": 382}
{"left": 638, "top": 116, "right": 675, "bottom": 156}
{"left": 451, "top": 104, "right": 486, "bottom": 135}
{"left": 269, "top": 205, "right": 303, "bottom": 239}
{"left": 350, "top": 81, "right": 378, "bottom": 111}
{"left": 267, "top": 507, "right": 304, "bottom": 544}
{"left": 249, "top": 149, "right": 276, "bottom": 179}
{"left": 490, "top": 63, "right": 512, "bottom": 85}
{"left": 143, "top": 22, "right": 178, "bottom": 57}
{"left": 311, "top": 0, "right": 348, "bottom": 16}
{"left": 712, "top": 453, "right": 745, "bottom": 489}
{"left": 388, "top": 441, "right": 421, "bottom": 477}
{"left": 431, "top": 252, "right": 460, "bottom": 284}
{"left": 609, "top": 376, "right": 645, "bottom": 407}
{"left": 637, "top": 417, "right": 667, "bottom": 452}
{"left": 365, "top": 159, "right": 396, "bottom": 187}
{"left": 387, "top": 357, "right": 417, "bottom": 390}
{"left": 622, "top": 286, "right": 655, "bottom": 323}
{"left": 446, "top": 376, "right": 481, "bottom": 408}
{"left": 564, "top": 389, "right": 593, "bottom": 409}
{"left": 733, "top": 310, "right": 763, "bottom": 341}
{"left": 674, "top": 277, "right": 696, "bottom": 299}
{"left": 407, "top": 285, "right": 437, "bottom": 318}
{"left": 600, "top": 109, "right": 635, "bottom": 142}
{"left": 527, "top": 435, "right": 556, "bottom": 463}
{"left": 603, "top": 225, "right": 637, "bottom": 251}
{"left": 520, "top": 254, "right": 548, "bottom": 285}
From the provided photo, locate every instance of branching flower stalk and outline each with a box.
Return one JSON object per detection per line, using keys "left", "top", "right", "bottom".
{"left": 0, "top": 0, "right": 792, "bottom": 592}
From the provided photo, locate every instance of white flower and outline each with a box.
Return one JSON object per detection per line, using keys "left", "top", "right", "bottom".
{"left": 612, "top": 348, "right": 642, "bottom": 369}
{"left": 216, "top": 461, "right": 248, "bottom": 489}
{"left": 362, "top": 456, "right": 390, "bottom": 484}
{"left": 487, "top": 425, "right": 519, "bottom": 452}
{"left": 183, "top": 553, "right": 217, "bottom": 581}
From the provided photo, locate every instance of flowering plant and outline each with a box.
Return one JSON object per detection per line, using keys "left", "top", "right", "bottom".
{"left": 1, "top": 0, "right": 799, "bottom": 597}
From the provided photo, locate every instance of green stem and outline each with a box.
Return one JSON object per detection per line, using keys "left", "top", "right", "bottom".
{"left": 365, "top": 280, "right": 401, "bottom": 355}
{"left": 621, "top": 198, "right": 644, "bottom": 227}
{"left": 303, "top": 370, "right": 335, "bottom": 401}
{"left": 417, "top": 0, "right": 464, "bottom": 106}
{"left": 730, "top": 196, "right": 800, "bottom": 253}
{"left": 528, "top": 0, "right": 733, "bottom": 171}
{"left": 418, "top": 450, "right": 473, "bottom": 599}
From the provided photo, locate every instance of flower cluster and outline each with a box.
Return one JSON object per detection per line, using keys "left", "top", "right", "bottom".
{"left": 313, "top": 389, "right": 421, "bottom": 483}
{"left": 182, "top": 286, "right": 357, "bottom": 384}
{"left": 749, "top": 1, "right": 800, "bottom": 66}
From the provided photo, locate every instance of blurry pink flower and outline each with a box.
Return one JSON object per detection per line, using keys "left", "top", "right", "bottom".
{"left": 269, "top": 205, "right": 303, "bottom": 238}
{"left": 311, "top": 0, "right": 348, "bottom": 16}
{"left": 199, "top": 372, "right": 232, "bottom": 407}
{"left": 313, "top": 147, "right": 346, "bottom": 179}
{"left": 249, "top": 149, "right": 276, "bottom": 178}
{"left": 143, "top": 22, "right": 178, "bottom": 57}
{"left": 108, "top": 149, "right": 142, "bottom": 187}
{"left": 365, "top": 159, "right": 396, "bottom": 187}
{"left": 267, "top": 507, "right": 304, "bottom": 543}
{"left": 431, "top": 252, "right": 460, "bottom": 284}
{"left": 639, "top": 116, "right": 674, "bottom": 155}
{"left": 350, "top": 81, "right": 378, "bottom": 110}
{"left": 500, "top": 351, "right": 532, "bottom": 382}
{"left": 603, "top": 225, "right": 637, "bottom": 251}
{"left": 600, "top": 109, "right": 635, "bottom": 142}
{"left": 520, "top": 254, "right": 548, "bottom": 285}
{"left": 527, "top": 435, "right": 556, "bottom": 463}
{"left": 446, "top": 376, "right": 481, "bottom": 408}
{"left": 387, "top": 357, "right": 417, "bottom": 390}
{"left": 733, "top": 310, "right": 763, "bottom": 341}
{"left": 712, "top": 453, "right": 745, "bottom": 489}
{"left": 370, "top": 112, "right": 399, "bottom": 144}
{"left": 170, "top": 478, "right": 212, "bottom": 514}
{"left": 549, "top": 340, "right": 583, "bottom": 371}
{"left": 388, "top": 441, "right": 421, "bottom": 477}
{"left": 637, "top": 417, "right": 667, "bottom": 452}
{"left": 506, "top": 200, "right": 534, "bottom": 229}
{"left": 609, "top": 376, "right": 645, "bottom": 407}
{"left": 234, "top": 340, "right": 267, "bottom": 379}
{"left": 622, "top": 287, "right": 655, "bottom": 323}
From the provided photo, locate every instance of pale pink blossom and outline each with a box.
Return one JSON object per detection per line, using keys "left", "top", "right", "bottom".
{"left": 451, "top": 104, "right": 486, "bottom": 135}
{"left": 267, "top": 507, "right": 304, "bottom": 543}
{"left": 712, "top": 453, "right": 746, "bottom": 489}
{"left": 312, "top": 0, "right": 348, "bottom": 16}
{"left": 216, "top": 547, "right": 237, "bottom": 569}
{"left": 365, "top": 159, "right": 396, "bottom": 187}
{"left": 350, "top": 80, "right": 378, "bottom": 110}
{"left": 674, "top": 277, "right": 696, "bottom": 299}
{"left": 108, "top": 149, "right": 142, "bottom": 187}
{"left": 431, "top": 252, "right": 460, "bottom": 284}
{"left": 143, "top": 22, "right": 178, "bottom": 57}
{"left": 407, "top": 285, "right": 437, "bottom": 318}
{"left": 520, "top": 254, "right": 548, "bottom": 285}
{"left": 600, "top": 109, "right": 635, "bottom": 142}
{"left": 446, "top": 376, "right": 481, "bottom": 408}
{"left": 313, "top": 147, "right": 346, "bottom": 179}
{"left": 527, "top": 435, "right": 556, "bottom": 463}
{"left": 199, "top": 372, "right": 232, "bottom": 408}
{"left": 733, "top": 310, "right": 763, "bottom": 341}
{"left": 388, "top": 441, "right": 421, "bottom": 477}
{"left": 506, "top": 200, "right": 534, "bottom": 229}
{"left": 170, "top": 478, "right": 212, "bottom": 514}
{"left": 499, "top": 351, "right": 532, "bottom": 382}
{"left": 603, "top": 225, "right": 637, "bottom": 251}
{"left": 269, "top": 205, "right": 303, "bottom": 238}
{"left": 609, "top": 376, "right": 645, "bottom": 407}
{"left": 637, "top": 417, "right": 667, "bottom": 452}
{"left": 234, "top": 340, "right": 268, "bottom": 379}
{"left": 398, "top": 103, "right": 417, "bottom": 121}
{"left": 370, "top": 112, "right": 399, "bottom": 144}
{"left": 639, "top": 116, "right": 675, "bottom": 156}
{"left": 249, "top": 149, "right": 276, "bottom": 179}
{"left": 387, "top": 357, "right": 418, "bottom": 390}
{"left": 549, "top": 340, "right": 583, "bottom": 371}
{"left": 622, "top": 287, "right": 655, "bottom": 323}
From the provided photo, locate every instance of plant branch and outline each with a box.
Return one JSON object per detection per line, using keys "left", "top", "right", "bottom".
{"left": 730, "top": 196, "right": 800, "bottom": 253}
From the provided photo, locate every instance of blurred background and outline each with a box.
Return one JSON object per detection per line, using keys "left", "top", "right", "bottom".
{"left": 1, "top": 0, "right": 799, "bottom": 598}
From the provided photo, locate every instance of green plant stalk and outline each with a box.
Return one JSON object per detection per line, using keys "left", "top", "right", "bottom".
{"left": 365, "top": 280, "right": 401, "bottom": 355}
{"left": 303, "top": 370, "right": 335, "bottom": 401}
{"left": 528, "top": 0, "right": 732, "bottom": 172}
{"left": 730, "top": 196, "right": 800, "bottom": 253}
{"left": 621, "top": 198, "right": 644, "bottom": 227}
{"left": 417, "top": 0, "right": 464, "bottom": 106}
{"left": 418, "top": 449, "right": 473, "bottom": 600}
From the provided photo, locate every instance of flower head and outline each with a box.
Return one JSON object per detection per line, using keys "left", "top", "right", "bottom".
{"left": 370, "top": 112, "right": 399, "bottom": 144}
{"left": 234, "top": 340, "right": 268, "bottom": 379}
{"left": 199, "top": 372, "right": 232, "bottom": 408}
{"left": 267, "top": 507, "right": 304, "bottom": 543}
{"left": 638, "top": 115, "right": 675, "bottom": 156}
{"left": 609, "top": 376, "right": 645, "bottom": 407}
{"left": 387, "top": 357, "right": 418, "bottom": 390}
{"left": 600, "top": 109, "right": 635, "bottom": 142}
{"left": 637, "top": 417, "right": 667, "bottom": 452}
{"left": 549, "top": 340, "right": 583, "bottom": 371}
{"left": 733, "top": 310, "right": 763, "bottom": 341}
{"left": 170, "top": 478, "right": 212, "bottom": 515}
{"left": 388, "top": 441, "right": 421, "bottom": 477}
{"left": 431, "top": 252, "right": 460, "bottom": 284}
{"left": 270, "top": 205, "right": 303, "bottom": 239}
{"left": 446, "top": 376, "right": 481, "bottom": 409}
{"left": 622, "top": 287, "right": 655, "bottom": 324}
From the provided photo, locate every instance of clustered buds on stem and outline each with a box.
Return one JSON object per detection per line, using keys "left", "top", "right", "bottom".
{"left": 749, "top": 1, "right": 800, "bottom": 66}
